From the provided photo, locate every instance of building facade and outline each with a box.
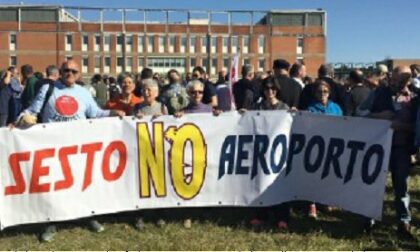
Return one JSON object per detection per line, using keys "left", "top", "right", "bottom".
{"left": 0, "top": 5, "right": 326, "bottom": 78}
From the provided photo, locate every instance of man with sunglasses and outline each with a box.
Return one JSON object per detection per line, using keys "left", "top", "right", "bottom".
{"left": 16, "top": 59, "right": 125, "bottom": 242}
{"left": 357, "top": 66, "right": 417, "bottom": 237}
{"left": 19, "top": 59, "right": 125, "bottom": 124}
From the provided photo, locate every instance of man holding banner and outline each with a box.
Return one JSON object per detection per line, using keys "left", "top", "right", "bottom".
{"left": 15, "top": 59, "right": 125, "bottom": 242}
{"left": 358, "top": 65, "right": 417, "bottom": 237}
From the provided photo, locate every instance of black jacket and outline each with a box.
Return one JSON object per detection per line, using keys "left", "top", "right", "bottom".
{"left": 233, "top": 78, "right": 259, "bottom": 110}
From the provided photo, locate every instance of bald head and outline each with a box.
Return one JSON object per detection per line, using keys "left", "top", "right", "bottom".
{"left": 391, "top": 65, "right": 412, "bottom": 91}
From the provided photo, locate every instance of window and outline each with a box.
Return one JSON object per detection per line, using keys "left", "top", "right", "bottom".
{"left": 169, "top": 35, "right": 175, "bottom": 53}
{"left": 211, "top": 58, "right": 217, "bottom": 75}
{"left": 223, "top": 57, "right": 229, "bottom": 69}
{"left": 148, "top": 36, "right": 154, "bottom": 53}
{"left": 9, "top": 33, "right": 16, "bottom": 50}
{"left": 82, "top": 35, "right": 88, "bottom": 51}
{"left": 146, "top": 57, "right": 186, "bottom": 73}
{"left": 138, "top": 35, "right": 144, "bottom": 53}
{"left": 258, "top": 36, "right": 265, "bottom": 54}
{"left": 297, "top": 36, "right": 304, "bottom": 54}
{"left": 243, "top": 58, "right": 249, "bottom": 66}
{"left": 117, "top": 57, "right": 124, "bottom": 73}
{"left": 231, "top": 36, "right": 238, "bottom": 54}
{"left": 201, "top": 36, "right": 208, "bottom": 53}
{"left": 211, "top": 36, "right": 217, "bottom": 53}
{"left": 190, "top": 58, "right": 196, "bottom": 69}
{"left": 180, "top": 35, "right": 186, "bottom": 53}
{"left": 104, "top": 56, "right": 111, "bottom": 74}
{"left": 242, "top": 35, "right": 249, "bottom": 54}
{"left": 202, "top": 58, "right": 208, "bottom": 72}
{"left": 94, "top": 34, "right": 100, "bottom": 51}
{"left": 190, "top": 35, "right": 196, "bottom": 53}
{"left": 158, "top": 36, "right": 165, "bottom": 53}
{"left": 259, "top": 58, "right": 265, "bottom": 71}
{"left": 94, "top": 56, "right": 100, "bottom": 73}
{"left": 65, "top": 34, "right": 72, "bottom": 51}
{"left": 126, "top": 57, "right": 133, "bottom": 72}
{"left": 296, "top": 56, "right": 304, "bottom": 64}
{"left": 222, "top": 37, "right": 228, "bottom": 53}
{"left": 10, "top": 55, "right": 17, "bottom": 66}
{"left": 82, "top": 57, "right": 88, "bottom": 73}
{"left": 103, "top": 34, "right": 110, "bottom": 52}
{"left": 117, "top": 34, "right": 123, "bottom": 52}
{"left": 126, "top": 35, "right": 133, "bottom": 52}
{"left": 138, "top": 57, "right": 144, "bottom": 72}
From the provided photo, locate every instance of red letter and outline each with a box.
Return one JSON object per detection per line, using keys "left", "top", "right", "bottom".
{"left": 30, "top": 149, "right": 55, "bottom": 193}
{"left": 102, "top": 141, "right": 127, "bottom": 182}
{"left": 81, "top": 143, "right": 103, "bottom": 191}
{"left": 4, "top": 152, "right": 31, "bottom": 195}
{"left": 54, "top": 145, "right": 78, "bottom": 191}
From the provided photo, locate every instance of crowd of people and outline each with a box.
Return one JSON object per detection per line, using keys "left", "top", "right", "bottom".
{"left": 0, "top": 59, "right": 419, "bottom": 242}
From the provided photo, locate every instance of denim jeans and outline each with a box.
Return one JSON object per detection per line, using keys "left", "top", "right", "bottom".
{"left": 390, "top": 146, "right": 412, "bottom": 224}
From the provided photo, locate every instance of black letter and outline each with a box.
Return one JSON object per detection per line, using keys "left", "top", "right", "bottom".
{"left": 286, "top": 134, "right": 306, "bottom": 176}
{"left": 270, "top": 134, "right": 288, "bottom": 173}
{"left": 321, "top": 138, "right": 345, "bottom": 179}
{"left": 344, "top": 141, "right": 366, "bottom": 184}
{"left": 251, "top": 135, "right": 270, "bottom": 179}
{"left": 304, "top": 136, "right": 325, "bottom": 173}
{"left": 218, "top": 135, "right": 237, "bottom": 179}
{"left": 362, "top": 144, "right": 384, "bottom": 185}
{"left": 235, "top": 135, "right": 253, "bottom": 175}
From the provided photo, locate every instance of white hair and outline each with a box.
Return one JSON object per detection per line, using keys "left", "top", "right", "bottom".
{"left": 142, "top": 78, "right": 159, "bottom": 89}
{"left": 186, "top": 79, "right": 204, "bottom": 91}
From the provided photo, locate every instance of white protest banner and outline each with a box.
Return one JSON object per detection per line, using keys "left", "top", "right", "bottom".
{"left": 0, "top": 111, "right": 392, "bottom": 228}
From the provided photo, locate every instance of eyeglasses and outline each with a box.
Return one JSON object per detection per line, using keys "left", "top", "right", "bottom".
{"left": 189, "top": 90, "right": 203, "bottom": 95}
{"left": 63, "top": 68, "right": 79, "bottom": 75}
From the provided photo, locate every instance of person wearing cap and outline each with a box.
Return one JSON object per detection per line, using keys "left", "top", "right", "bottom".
{"left": 272, "top": 59, "right": 302, "bottom": 109}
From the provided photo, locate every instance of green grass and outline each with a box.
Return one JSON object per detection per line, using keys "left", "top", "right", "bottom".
{"left": 0, "top": 168, "right": 419, "bottom": 250}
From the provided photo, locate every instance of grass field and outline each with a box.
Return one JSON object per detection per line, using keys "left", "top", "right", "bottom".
{"left": 0, "top": 169, "right": 419, "bottom": 250}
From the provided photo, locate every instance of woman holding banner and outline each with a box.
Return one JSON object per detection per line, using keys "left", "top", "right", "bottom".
{"left": 307, "top": 80, "right": 343, "bottom": 116}
{"left": 240, "top": 76, "right": 291, "bottom": 230}
{"left": 306, "top": 79, "right": 343, "bottom": 219}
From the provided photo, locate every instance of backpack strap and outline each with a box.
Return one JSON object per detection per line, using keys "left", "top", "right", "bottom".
{"left": 38, "top": 83, "right": 55, "bottom": 123}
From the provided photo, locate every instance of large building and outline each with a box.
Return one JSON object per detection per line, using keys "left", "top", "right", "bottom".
{"left": 0, "top": 5, "right": 326, "bottom": 78}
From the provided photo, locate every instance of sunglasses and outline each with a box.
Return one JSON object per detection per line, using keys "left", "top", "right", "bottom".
{"left": 63, "top": 68, "right": 79, "bottom": 75}
{"left": 190, "top": 90, "right": 203, "bottom": 95}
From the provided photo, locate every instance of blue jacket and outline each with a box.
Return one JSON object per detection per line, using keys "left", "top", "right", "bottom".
{"left": 307, "top": 100, "right": 343, "bottom": 116}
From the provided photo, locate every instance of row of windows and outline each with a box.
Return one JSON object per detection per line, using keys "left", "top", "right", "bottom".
{"left": 69, "top": 56, "right": 268, "bottom": 74}
{"left": 64, "top": 34, "right": 266, "bottom": 54}
{"left": 7, "top": 33, "right": 304, "bottom": 55}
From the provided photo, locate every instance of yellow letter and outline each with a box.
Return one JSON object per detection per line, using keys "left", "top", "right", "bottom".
{"left": 165, "top": 124, "right": 206, "bottom": 200}
{"left": 137, "top": 122, "right": 166, "bottom": 198}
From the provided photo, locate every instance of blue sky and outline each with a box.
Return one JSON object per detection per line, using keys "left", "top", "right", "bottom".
{"left": 2, "top": 0, "right": 419, "bottom": 63}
